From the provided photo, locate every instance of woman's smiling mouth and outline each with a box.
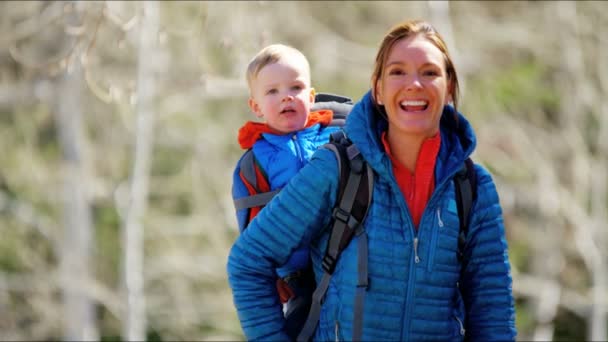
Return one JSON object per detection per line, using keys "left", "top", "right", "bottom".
{"left": 400, "top": 100, "right": 428, "bottom": 112}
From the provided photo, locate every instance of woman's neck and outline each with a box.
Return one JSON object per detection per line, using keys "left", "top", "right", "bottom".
{"left": 386, "top": 130, "right": 432, "bottom": 173}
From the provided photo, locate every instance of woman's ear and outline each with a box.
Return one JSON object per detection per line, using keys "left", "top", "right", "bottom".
{"left": 445, "top": 80, "right": 454, "bottom": 105}
{"left": 248, "top": 97, "right": 263, "bottom": 118}
{"left": 373, "top": 78, "right": 383, "bottom": 105}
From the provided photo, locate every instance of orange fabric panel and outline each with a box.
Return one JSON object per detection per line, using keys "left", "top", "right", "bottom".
{"left": 237, "top": 110, "right": 334, "bottom": 149}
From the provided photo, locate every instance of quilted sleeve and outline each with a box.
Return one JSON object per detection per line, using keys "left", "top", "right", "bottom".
{"left": 226, "top": 147, "right": 339, "bottom": 341}
{"left": 460, "top": 164, "right": 517, "bottom": 341}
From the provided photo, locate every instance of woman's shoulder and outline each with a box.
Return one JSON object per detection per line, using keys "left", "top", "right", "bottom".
{"left": 469, "top": 160, "right": 504, "bottom": 220}
{"left": 470, "top": 161, "right": 498, "bottom": 194}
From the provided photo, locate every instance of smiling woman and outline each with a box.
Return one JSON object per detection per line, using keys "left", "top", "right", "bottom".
{"left": 375, "top": 35, "right": 452, "bottom": 171}
{"left": 227, "top": 19, "right": 517, "bottom": 341}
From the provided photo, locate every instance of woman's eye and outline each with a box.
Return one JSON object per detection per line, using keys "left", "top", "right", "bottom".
{"left": 423, "top": 70, "right": 439, "bottom": 76}
{"left": 389, "top": 69, "right": 405, "bottom": 76}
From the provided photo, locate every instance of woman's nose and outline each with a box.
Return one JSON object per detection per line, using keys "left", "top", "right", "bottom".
{"left": 406, "top": 76, "right": 423, "bottom": 91}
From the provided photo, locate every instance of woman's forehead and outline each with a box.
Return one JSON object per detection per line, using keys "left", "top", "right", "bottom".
{"left": 386, "top": 36, "right": 445, "bottom": 66}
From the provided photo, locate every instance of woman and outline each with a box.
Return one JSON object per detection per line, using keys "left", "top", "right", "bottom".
{"left": 227, "top": 20, "right": 516, "bottom": 341}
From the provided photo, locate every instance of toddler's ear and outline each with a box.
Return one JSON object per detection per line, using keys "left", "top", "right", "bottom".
{"left": 248, "top": 97, "right": 263, "bottom": 118}
{"left": 309, "top": 88, "right": 316, "bottom": 104}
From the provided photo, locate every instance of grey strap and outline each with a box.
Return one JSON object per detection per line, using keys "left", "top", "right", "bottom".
{"left": 346, "top": 143, "right": 360, "bottom": 161}
{"left": 326, "top": 170, "right": 362, "bottom": 265}
{"left": 354, "top": 163, "right": 373, "bottom": 341}
{"left": 353, "top": 226, "right": 368, "bottom": 342}
{"left": 233, "top": 189, "right": 280, "bottom": 210}
{"left": 297, "top": 272, "right": 332, "bottom": 342}
{"left": 240, "top": 150, "right": 257, "bottom": 190}
{"left": 297, "top": 153, "right": 362, "bottom": 342}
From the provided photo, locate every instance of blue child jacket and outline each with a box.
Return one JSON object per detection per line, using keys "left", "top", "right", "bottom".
{"left": 227, "top": 90, "right": 517, "bottom": 341}
{"left": 231, "top": 118, "right": 339, "bottom": 278}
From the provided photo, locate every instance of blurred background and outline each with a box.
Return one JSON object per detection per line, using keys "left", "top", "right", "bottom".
{"left": 1, "top": 1, "right": 607, "bottom": 341}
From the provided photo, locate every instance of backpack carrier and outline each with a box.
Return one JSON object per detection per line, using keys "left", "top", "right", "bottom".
{"left": 231, "top": 95, "right": 478, "bottom": 341}
{"left": 232, "top": 93, "right": 354, "bottom": 230}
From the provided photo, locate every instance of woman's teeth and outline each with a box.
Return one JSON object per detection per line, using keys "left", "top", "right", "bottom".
{"left": 400, "top": 100, "right": 428, "bottom": 111}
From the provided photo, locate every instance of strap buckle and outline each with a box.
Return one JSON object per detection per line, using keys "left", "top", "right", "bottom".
{"left": 322, "top": 254, "right": 336, "bottom": 274}
{"left": 332, "top": 207, "right": 350, "bottom": 224}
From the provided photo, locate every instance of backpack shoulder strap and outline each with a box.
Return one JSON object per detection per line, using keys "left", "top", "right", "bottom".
{"left": 321, "top": 131, "right": 372, "bottom": 268}
{"left": 232, "top": 149, "right": 280, "bottom": 230}
{"left": 454, "top": 157, "right": 477, "bottom": 262}
{"left": 298, "top": 130, "right": 373, "bottom": 342}
{"left": 239, "top": 149, "right": 258, "bottom": 191}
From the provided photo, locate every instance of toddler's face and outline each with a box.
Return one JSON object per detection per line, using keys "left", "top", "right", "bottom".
{"left": 248, "top": 58, "right": 315, "bottom": 134}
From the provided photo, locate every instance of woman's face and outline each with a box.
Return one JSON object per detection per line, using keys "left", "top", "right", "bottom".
{"left": 375, "top": 35, "right": 452, "bottom": 139}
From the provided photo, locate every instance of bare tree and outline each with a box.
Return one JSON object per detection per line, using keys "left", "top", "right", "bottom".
{"left": 54, "top": 2, "right": 99, "bottom": 340}
{"left": 121, "top": 1, "right": 160, "bottom": 340}
{"left": 553, "top": 2, "right": 607, "bottom": 340}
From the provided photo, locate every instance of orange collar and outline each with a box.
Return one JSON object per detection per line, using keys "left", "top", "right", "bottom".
{"left": 237, "top": 110, "right": 333, "bottom": 149}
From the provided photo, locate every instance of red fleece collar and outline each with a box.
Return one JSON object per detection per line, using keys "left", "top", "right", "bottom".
{"left": 237, "top": 110, "right": 333, "bottom": 149}
{"left": 381, "top": 131, "right": 441, "bottom": 229}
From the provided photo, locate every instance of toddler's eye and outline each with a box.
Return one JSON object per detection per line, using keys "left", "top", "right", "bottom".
{"left": 291, "top": 85, "right": 303, "bottom": 91}
{"left": 266, "top": 89, "right": 278, "bottom": 95}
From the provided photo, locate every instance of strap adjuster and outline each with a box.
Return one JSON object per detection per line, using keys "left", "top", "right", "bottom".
{"left": 332, "top": 207, "right": 350, "bottom": 224}
{"left": 322, "top": 254, "right": 337, "bottom": 274}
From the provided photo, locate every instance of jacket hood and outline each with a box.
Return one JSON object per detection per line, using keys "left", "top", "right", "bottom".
{"left": 345, "top": 90, "right": 477, "bottom": 182}
{"left": 237, "top": 109, "right": 333, "bottom": 149}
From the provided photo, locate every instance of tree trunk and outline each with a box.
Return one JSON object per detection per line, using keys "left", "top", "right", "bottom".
{"left": 122, "top": 1, "right": 160, "bottom": 340}
{"left": 55, "top": 2, "right": 98, "bottom": 340}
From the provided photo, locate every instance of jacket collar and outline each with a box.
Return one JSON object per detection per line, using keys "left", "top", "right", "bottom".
{"left": 345, "top": 90, "right": 477, "bottom": 182}
{"left": 237, "top": 109, "right": 333, "bottom": 149}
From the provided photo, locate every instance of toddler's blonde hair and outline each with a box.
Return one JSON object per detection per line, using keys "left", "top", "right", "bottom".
{"left": 246, "top": 44, "right": 311, "bottom": 93}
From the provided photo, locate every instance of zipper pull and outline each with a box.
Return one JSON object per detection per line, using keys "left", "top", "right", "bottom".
{"left": 436, "top": 208, "right": 444, "bottom": 227}
{"left": 454, "top": 315, "right": 466, "bottom": 336}
{"left": 335, "top": 321, "right": 340, "bottom": 342}
{"left": 413, "top": 237, "right": 420, "bottom": 263}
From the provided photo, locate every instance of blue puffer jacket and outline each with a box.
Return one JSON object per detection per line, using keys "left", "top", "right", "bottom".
{"left": 227, "top": 90, "right": 517, "bottom": 341}
{"left": 232, "top": 114, "right": 340, "bottom": 278}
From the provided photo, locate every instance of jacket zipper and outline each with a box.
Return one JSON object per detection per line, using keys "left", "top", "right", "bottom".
{"left": 335, "top": 320, "right": 340, "bottom": 341}
{"left": 427, "top": 208, "right": 442, "bottom": 271}
{"left": 403, "top": 175, "right": 456, "bottom": 341}
{"left": 292, "top": 134, "right": 303, "bottom": 163}
{"left": 413, "top": 237, "right": 420, "bottom": 263}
